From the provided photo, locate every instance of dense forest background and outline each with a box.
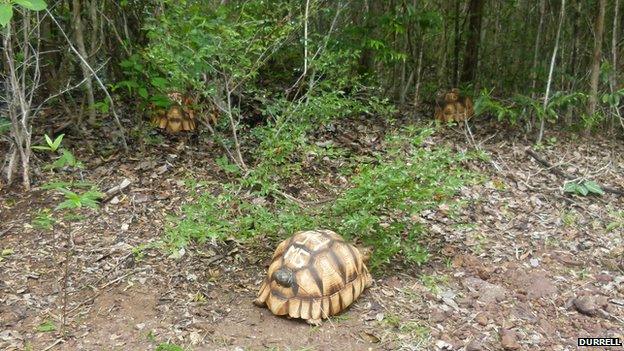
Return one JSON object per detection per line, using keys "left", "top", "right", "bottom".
{"left": 2, "top": 0, "right": 623, "bottom": 187}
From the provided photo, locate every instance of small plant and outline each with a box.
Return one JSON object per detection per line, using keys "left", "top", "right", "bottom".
{"left": 563, "top": 180, "right": 604, "bottom": 196}
{"left": 36, "top": 320, "right": 56, "bottom": 333}
{"left": 32, "top": 134, "right": 83, "bottom": 170}
{"left": 155, "top": 343, "right": 186, "bottom": 351}
{"left": 56, "top": 188, "right": 104, "bottom": 210}
{"left": 0, "top": 248, "right": 14, "bottom": 262}
{"left": 32, "top": 134, "right": 65, "bottom": 152}
{"left": 382, "top": 313, "right": 402, "bottom": 328}
{"left": 47, "top": 149, "right": 82, "bottom": 170}
{"left": 516, "top": 91, "right": 587, "bottom": 125}
{"left": 605, "top": 211, "right": 624, "bottom": 232}
{"left": 561, "top": 210, "right": 577, "bottom": 227}
{"left": 32, "top": 209, "right": 55, "bottom": 230}
{"left": 474, "top": 89, "right": 518, "bottom": 123}
{"left": 420, "top": 274, "right": 449, "bottom": 295}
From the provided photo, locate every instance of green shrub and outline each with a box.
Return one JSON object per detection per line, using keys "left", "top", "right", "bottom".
{"left": 167, "top": 126, "right": 471, "bottom": 269}
{"left": 330, "top": 127, "right": 470, "bottom": 268}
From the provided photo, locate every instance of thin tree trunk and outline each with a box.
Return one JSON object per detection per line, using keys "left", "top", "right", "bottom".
{"left": 460, "top": 0, "right": 485, "bottom": 84}
{"left": 587, "top": 0, "right": 606, "bottom": 117}
{"left": 89, "top": 0, "right": 99, "bottom": 55}
{"left": 610, "top": 0, "right": 623, "bottom": 129}
{"left": 610, "top": 0, "right": 619, "bottom": 90}
{"left": 72, "top": 0, "right": 96, "bottom": 125}
{"left": 530, "top": 0, "right": 546, "bottom": 97}
{"left": 528, "top": 0, "right": 546, "bottom": 132}
{"left": 413, "top": 39, "right": 424, "bottom": 108}
{"left": 452, "top": 0, "right": 461, "bottom": 86}
{"left": 303, "top": 0, "right": 310, "bottom": 77}
{"left": 538, "top": 0, "right": 566, "bottom": 144}
{"left": 4, "top": 18, "right": 39, "bottom": 190}
{"left": 569, "top": 0, "right": 582, "bottom": 83}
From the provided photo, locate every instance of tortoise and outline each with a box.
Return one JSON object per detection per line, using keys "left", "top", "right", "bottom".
{"left": 254, "top": 229, "right": 372, "bottom": 325}
{"left": 434, "top": 88, "right": 474, "bottom": 123}
{"left": 152, "top": 92, "right": 197, "bottom": 133}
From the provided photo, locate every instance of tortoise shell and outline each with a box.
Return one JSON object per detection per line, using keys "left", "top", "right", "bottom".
{"left": 254, "top": 230, "right": 372, "bottom": 323}
{"left": 434, "top": 88, "right": 474, "bottom": 123}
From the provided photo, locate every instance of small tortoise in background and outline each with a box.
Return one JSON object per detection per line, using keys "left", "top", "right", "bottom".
{"left": 434, "top": 88, "right": 474, "bottom": 123}
{"left": 254, "top": 230, "right": 372, "bottom": 325}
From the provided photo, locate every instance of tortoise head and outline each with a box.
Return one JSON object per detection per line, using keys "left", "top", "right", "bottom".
{"left": 274, "top": 267, "right": 295, "bottom": 287}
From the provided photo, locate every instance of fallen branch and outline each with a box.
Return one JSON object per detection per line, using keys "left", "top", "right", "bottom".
{"left": 525, "top": 148, "right": 624, "bottom": 196}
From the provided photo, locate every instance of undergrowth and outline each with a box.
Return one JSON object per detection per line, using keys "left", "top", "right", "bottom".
{"left": 166, "top": 122, "right": 473, "bottom": 269}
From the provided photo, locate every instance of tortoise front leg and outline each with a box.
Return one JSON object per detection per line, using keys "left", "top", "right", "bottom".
{"left": 306, "top": 318, "right": 322, "bottom": 326}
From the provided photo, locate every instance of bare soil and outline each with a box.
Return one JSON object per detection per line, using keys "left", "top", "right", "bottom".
{"left": 1, "top": 122, "right": 623, "bottom": 351}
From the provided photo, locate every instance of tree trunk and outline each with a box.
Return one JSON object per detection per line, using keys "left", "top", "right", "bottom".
{"left": 587, "top": 0, "right": 606, "bottom": 117}
{"left": 357, "top": 1, "right": 378, "bottom": 75}
{"left": 72, "top": 0, "right": 97, "bottom": 125}
{"left": 460, "top": 0, "right": 485, "bottom": 84}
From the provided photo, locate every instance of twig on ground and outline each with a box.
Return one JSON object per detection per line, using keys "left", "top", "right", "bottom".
{"left": 42, "top": 339, "right": 64, "bottom": 351}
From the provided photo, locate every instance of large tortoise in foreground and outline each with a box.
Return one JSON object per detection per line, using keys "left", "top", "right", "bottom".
{"left": 254, "top": 230, "right": 372, "bottom": 325}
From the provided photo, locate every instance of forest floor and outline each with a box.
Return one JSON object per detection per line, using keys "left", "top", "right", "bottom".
{"left": 1, "top": 117, "right": 623, "bottom": 351}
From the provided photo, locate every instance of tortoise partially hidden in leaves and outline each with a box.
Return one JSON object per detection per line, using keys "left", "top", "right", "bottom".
{"left": 151, "top": 92, "right": 197, "bottom": 133}
{"left": 254, "top": 230, "right": 372, "bottom": 325}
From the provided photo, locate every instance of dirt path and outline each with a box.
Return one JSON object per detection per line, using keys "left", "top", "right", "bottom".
{"left": 1, "top": 128, "right": 623, "bottom": 350}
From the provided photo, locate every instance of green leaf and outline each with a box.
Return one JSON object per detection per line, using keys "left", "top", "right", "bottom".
{"left": 150, "top": 94, "right": 171, "bottom": 108}
{"left": 32, "top": 145, "right": 52, "bottom": 151}
{"left": 44, "top": 134, "right": 53, "bottom": 148}
{"left": 36, "top": 320, "right": 56, "bottom": 332}
{"left": 51, "top": 134, "right": 64, "bottom": 151}
{"left": 138, "top": 87, "right": 148, "bottom": 99}
{"left": 583, "top": 181, "right": 604, "bottom": 195}
{"left": 563, "top": 182, "right": 577, "bottom": 193}
{"left": 13, "top": 0, "right": 47, "bottom": 11}
{"left": 1, "top": 248, "right": 14, "bottom": 256}
{"left": 577, "top": 184, "right": 589, "bottom": 196}
{"left": 606, "top": 221, "right": 621, "bottom": 232}
{"left": 150, "top": 77, "right": 168, "bottom": 89}
{"left": 0, "top": 4, "right": 13, "bottom": 27}
{"left": 156, "top": 343, "right": 185, "bottom": 351}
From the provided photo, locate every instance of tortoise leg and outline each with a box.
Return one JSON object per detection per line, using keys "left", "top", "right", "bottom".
{"left": 306, "top": 318, "right": 322, "bottom": 326}
{"left": 253, "top": 299, "right": 266, "bottom": 307}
